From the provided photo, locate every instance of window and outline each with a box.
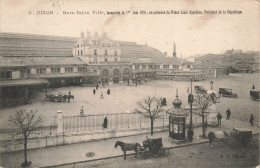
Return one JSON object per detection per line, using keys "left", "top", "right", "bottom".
{"left": 187, "top": 65, "right": 191, "bottom": 68}
{"left": 163, "top": 65, "right": 169, "bottom": 69}
{"left": 78, "top": 67, "right": 86, "bottom": 72}
{"left": 155, "top": 65, "right": 160, "bottom": 69}
{"left": 135, "top": 65, "right": 139, "bottom": 69}
{"left": 105, "top": 58, "right": 108, "bottom": 62}
{"left": 65, "top": 67, "right": 73, "bottom": 73}
{"left": 51, "top": 68, "right": 60, "bottom": 73}
{"left": 0, "top": 71, "right": 12, "bottom": 80}
{"left": 81, "top": 51, "right": 83, "bottom": 55}
{"left": 173, "top": 65, "right": 179, "bottom": 69}
{"left": 94, "top": 50, "right": 97, "bottom": 55}
{"left": 77, "top": 44, "right": 79, "bottom": 48}
{"left": 149, "top": 65, "right": 153, "bottom": 69}
{"left": 142, "top": 65, "right": 146, "bottom": 69}
{"left": 36, "top": 68, "right": 45, "bottom": 74}
{"left": 115, "top": 58, "right": 117, "bottom": 62}
{"left": 114, "top": 50, "right": 117, "bottom": 56}
{"left": 105, "top": 50, "right": 108, "bottom": 55}
{"left": 78, "top": 51, "right": 80, "bottom": 56}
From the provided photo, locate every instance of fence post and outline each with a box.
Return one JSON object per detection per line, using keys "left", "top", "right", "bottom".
{"left": 57, "top": 110, "right": 63, "bottom": 135}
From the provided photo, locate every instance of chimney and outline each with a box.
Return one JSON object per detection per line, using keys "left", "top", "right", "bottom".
{"left": 80, "top": 32, "right": 85, "bottom": 39}
{"left": 173, "top": 42, "right": 176, "bottom": 57}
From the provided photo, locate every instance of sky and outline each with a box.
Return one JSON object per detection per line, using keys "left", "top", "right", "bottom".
{"left": 0, "top": 0, "right": 259, "bottom": 58}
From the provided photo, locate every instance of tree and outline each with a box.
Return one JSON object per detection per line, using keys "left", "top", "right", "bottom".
{"left": 194, "top": 94, "right": 213, "bottom": 138}
{"left": 135, "top": 96, "right": 164, "bottom": 135}
{"left": 9, "top": 110, "right": 42, "bottom": 167}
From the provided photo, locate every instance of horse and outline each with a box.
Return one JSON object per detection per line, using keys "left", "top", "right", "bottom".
{"left": 61, "top": 94, "right": 74, "bottom": 102}
{"left": 114, "top": 140, "right": 142, "bottom": 159}
{"left": 208, "top": 131, "right": 226, "bottom": 148}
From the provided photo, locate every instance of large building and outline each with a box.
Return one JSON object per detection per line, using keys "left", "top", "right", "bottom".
{"left": 0, "top": 31, "right": 201, "bottom": 107}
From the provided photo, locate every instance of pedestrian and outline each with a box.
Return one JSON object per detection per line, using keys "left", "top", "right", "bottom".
{"left": 128, "top": 80, "right": 129, "bottom": 85}
{"left": 103, "top": 117, "right": 108, "bottom": 128}
{"left": 217, "top": 112, "right": 222, "bottom": 125}
{"left": 107, "top": 88, "right": 110, "bottom": 95}
{"left": 135, "top": 82, "right": 137, "bottom": 87}
{"left": 93, "top": 89, "right": 96, "bottom": 95}
{"left": 80, "top": 106, "right": 84, "bottom": 117}
{"left": 187, "top": 128, "right": 194, "bottom": 142}
{"left": 252, "top": 85, "right": 255, "bottom": 90}
{"left": 226, "top": 108, "right": 231, "bottom": 120}
{"left": 96, "top": 84, "right": 99, "bottom": 90}
{"left": 249, "top": 114, "right": 254, "bottom": 126}
{"left": 100, "top": 92, "right": 104, "bottom": 99}
{"left": 68, "top": 91, "right": 71, "bottom": 103}
{"left": 208, "top": 131, "right": 216, "bottom": 148}
{"left": 187, "top": 87, "right": 189, "bottom": 93}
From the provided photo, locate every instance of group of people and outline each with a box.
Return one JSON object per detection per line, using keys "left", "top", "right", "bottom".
{"left": 216, "top": 108, "right": 254, "bottom": 126}
{"left": 92, "top": 83, "right": 111, "bottom": 99}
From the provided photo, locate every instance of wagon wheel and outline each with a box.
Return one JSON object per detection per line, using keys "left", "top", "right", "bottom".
{"left": 158, "top": 148, "right": 165, "bottom": 156}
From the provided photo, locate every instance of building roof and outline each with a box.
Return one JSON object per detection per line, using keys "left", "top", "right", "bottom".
{"left": 0, "top": 79, "right": 47, "bottom": 87}
{"left": 0, "top": 56, "right": 25, "bottom": 67}
{"left": 17, "top": 57, "right": 86, "bottom": 66}
{"left": 122, "top": 57, "right": 190, "bottom": 64}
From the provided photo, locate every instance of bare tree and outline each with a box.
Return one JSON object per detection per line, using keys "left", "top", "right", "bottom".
{"left": 194, "top": 94, "right": 213, "bottom": 138}
{"left": 135, "top": 96, "right": 164, "bottom": 135}
{"left": 9, "top": 109, "right": 42, "bottom": 167}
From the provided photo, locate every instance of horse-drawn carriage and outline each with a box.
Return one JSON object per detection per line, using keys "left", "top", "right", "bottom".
{"left": 194, "top": 86, "right": 207, "bottom": 94}
{"left": 140, "top": 137, "right": 169, "bottom": 158}
{"left": 46, "top": 93, "right": 74, "bottom": 102}
{"left": 250, "top": 90, "right": 260, "bottom": 101}
{"left": 219, "top": 88, "right": 237, "bottom": 98}
{"left": 115, "top": 137, "right": 169, "bottom": 160}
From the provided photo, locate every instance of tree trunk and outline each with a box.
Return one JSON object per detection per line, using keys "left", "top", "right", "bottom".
{"left": 202, "top": 110, "right": 205, "bottom": 138}
{"left": 150, "top": 119, "right": 154, "bottom": 135}
{"left": 24, "top": 135, "right": 28, "bottom": 164}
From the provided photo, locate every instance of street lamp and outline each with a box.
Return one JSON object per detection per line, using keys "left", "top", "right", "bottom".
{"left": 187, "top": 78, "right": 194, "bottom": 141}
{"left": 210, "top": 81, "right": 214, "bottom": 90}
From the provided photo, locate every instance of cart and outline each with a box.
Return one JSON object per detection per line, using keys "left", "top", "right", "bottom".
{"left": 140, "top": 137, "right": 169, "bottom": 158}
{"left": 250, "top": 90, "right": 260, "bottom": 101}
{"left": 219, "top": 88, "right": 237, "bottom": 98}
{"left": 230, "top": 128, "right": 253, "bottom": 146}
{"left": 194, "top": 86, "right": 207, "bottom": 94}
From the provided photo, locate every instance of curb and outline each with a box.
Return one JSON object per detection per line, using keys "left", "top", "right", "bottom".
{"left": 38, "top": 139, "right": 210, "bottom": 168}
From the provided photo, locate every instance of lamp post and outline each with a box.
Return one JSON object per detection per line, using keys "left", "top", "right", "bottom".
{"left": 188, "top": 78, "right": 194, "bottom": 141}
{"left": 210, "top": 81, "right": 214, "bottom": 90}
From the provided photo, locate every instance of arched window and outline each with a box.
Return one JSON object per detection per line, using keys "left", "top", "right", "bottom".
{"left": 113, "top": 69, "right": 119, "bottom": 76}
{"left": 101, "top": 69, "right": 109, "bottom": 76}
{"left": 123, "top": 69, "right": 129, "bottom": 75}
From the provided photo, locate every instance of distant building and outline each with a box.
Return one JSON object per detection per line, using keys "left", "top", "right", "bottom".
{"left": 194, "top": 50, "right": 260, "bottom": 77}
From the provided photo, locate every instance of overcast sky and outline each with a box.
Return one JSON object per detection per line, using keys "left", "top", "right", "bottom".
{"left": 0, "top": 0, "right": 259, "bottom": 58}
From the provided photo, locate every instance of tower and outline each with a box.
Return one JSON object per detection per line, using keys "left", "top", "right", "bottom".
{"left": 173, "top": 42, "right": 176, "bottom": 57}
{"left": 80, "top": 32, "right": 85, "bottom": 39}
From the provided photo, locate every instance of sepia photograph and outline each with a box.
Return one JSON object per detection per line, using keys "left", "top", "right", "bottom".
{"left": 0, "top": 0, "right": 259, "bottom": 167}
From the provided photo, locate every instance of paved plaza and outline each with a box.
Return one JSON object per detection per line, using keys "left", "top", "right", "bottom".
{"left": 0, "top": 73, "right": 259, "bottom": 131}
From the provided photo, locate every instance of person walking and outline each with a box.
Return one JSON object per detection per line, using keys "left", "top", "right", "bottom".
{"left": 216, "top": 112, "right": 222, "bottom": 125}
{"left": 80, "top": 106, "right": 84, "bottom": 117}
{"left": 226, "top": 108, "right": 231, "bottom": 120}
{"left": 187, "top": 128, "right": 194, "bottom": 142}
{"left": 100, "top": 92, "right": 104, "bottom": 99}
{"left": 68, "top": 91, "right": 71, "bottom": 103}
{"left": 103, "top": 117, "right": 108, "bottom": 129}
{"left": 93, "top": 89, "right": 96, "bottom": 95}
{"left": 249, "top": 114, "right": 254, "bottom": 126}
{"left": 96, "top": 84, "right": 99, "bottom": 90}
{"left": 107, "top": 88, "right": 110, "bottom": 95}
{"left": 252, "top": 84, "right": 255, "bottom": 90}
